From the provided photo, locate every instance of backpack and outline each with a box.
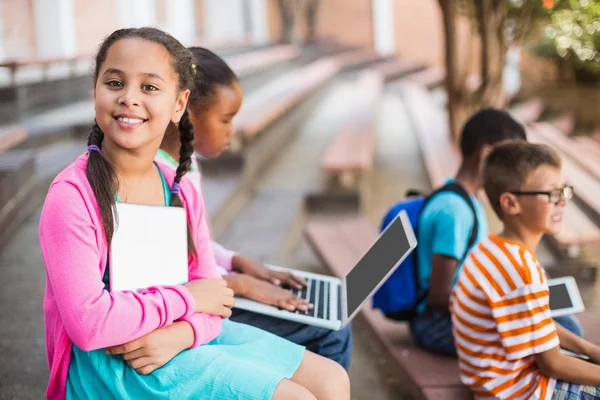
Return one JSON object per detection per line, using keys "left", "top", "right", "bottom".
{"left": 372, "top": 182, "right": 479, "bottom": 321}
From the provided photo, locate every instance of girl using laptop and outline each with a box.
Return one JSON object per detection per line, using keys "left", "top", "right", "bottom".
{"left": 39, "top": 27, "right": 349, "bottom": 400}
{"left": 156, "top": 47, "right": 353, "bottom": 370}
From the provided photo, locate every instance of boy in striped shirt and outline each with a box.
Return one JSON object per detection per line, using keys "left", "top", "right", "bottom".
{"left": 450, "top": 141, "right": 600, "bottom": 399}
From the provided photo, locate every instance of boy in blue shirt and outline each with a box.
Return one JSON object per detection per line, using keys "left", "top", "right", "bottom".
{"left": 410, "top": 109, "right": 526, "bottom": 356}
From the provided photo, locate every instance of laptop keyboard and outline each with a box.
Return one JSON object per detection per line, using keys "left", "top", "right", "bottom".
{"left": 286, "top": 278, "right": 331, "bottom": 320}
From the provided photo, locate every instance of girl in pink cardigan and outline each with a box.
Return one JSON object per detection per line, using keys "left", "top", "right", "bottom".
{"left": 39, "top": 27, "right": 349, "bottom": 400}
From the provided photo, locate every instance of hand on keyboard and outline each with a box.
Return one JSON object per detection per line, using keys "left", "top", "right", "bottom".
{"left": 232, "top": 256, "right": 307, "bottom": 289}
{"left": 239, "top": 275, "right": 313, "bottom": 312}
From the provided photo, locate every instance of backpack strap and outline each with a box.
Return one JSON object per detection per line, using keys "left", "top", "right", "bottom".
{"left": 413, "top": 182, "right": 479, "bottom": 310}
{"left": 429, "top": 182, "right": 479, "bottom": 257}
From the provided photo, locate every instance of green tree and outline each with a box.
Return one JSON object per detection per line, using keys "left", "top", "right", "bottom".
{"left": 439, "top": 0, "right": 599, "bottom": 140}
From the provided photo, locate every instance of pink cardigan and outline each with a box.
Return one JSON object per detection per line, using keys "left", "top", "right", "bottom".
{"left": 39, "top": 154, "right": 223, "bottom": 399}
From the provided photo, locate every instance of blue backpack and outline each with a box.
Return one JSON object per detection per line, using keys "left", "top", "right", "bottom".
{"left": 372, "top": 182, "right": 478, "bottom": 321}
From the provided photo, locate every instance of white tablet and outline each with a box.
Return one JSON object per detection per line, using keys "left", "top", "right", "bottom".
{"left": 110, "top": 203, "right": 189, "bottom": 292}
{"left": 548, "top": 276, "right": 585, "bottom": 318}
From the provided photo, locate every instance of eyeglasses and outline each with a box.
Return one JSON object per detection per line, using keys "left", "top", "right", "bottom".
{"left": 510, "top": 185, "right": 574, "bottom": 204}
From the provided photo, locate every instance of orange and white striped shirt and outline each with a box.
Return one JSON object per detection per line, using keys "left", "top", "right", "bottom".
{"left": 450, "top": 234, "right": 560, "bottom": 399}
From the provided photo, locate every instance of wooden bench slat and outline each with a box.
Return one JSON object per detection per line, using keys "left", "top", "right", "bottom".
{"left": 320, "top": 70, "right": 383, "bottom": 176}
{"left": 227, "top": 44, "right": 300, "bottom": 78}
{"left": 554, "top": 113, "right": 576, "bottom": 136}
{"left": 401, "top": 82, "right": 459, "bottom": 187}
{"left": 0, "top": 126, "right": 27, "bottom": 152}
{"left": 376, "top": 59, "right": 424, "bottom": 82}
{"left": 234, "top": 58, "right": 339, "bottom": 138}
{"left": 534, "top": 122, "right": 600, "bottom": 182}
{"left": 406, "top": 67, "right": 446, "bottom": 90}
{"left": 421, "top": 388, "right": 473, "bottom": 400}
{"left": 510, "top": 98, "right": 545, "bottom": 126}
{"left": 573, "top": 136, "right": 600, "bottom": 160}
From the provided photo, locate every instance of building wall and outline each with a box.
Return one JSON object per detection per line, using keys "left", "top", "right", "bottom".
{"left": 2, "top": 0, "right": 36, "bottom": 59}
{"left": 393, "top": 0, "right": 443, "bottom": 65}
{"left": 316, "top": 0, "right": 373, "bottom": 49}
{"left": 74, "top": 0, "right": 118, "bottom": 55}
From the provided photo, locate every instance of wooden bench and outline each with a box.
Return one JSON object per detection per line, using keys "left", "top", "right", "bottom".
{"left": 0, "top": 126, "right": 27, "bottom": 152}
{"left": 592, "top": 125, "right": 600, "bottom": 143}
{"left": 305, "top": 218, "right": 472, "bottom": 400}
{"left": 405, "top": 67, "right": 446, "bottom": 90}
{"left": 227, "top": 44, "right": 301, "bottom": 79}
{"left": 233, "top": 51, "right": 374, "bottom": 147}
{"left": 375, "top": 59, "right": 424, "bottom": 82}
{"left": 400, "top": 82, "right": 459, "bottom": 186}
{"left": 554, "top": 112, "right": 576, "bottom": 136}
{"left": 320, "top": 70, "right": 383, "bottom": 188}
{"left": 233, "top": 59, "right": 335, "bottom": 144}
{"left": 510, "top": 98, "right": 545, "bottom": 126}
{"left": 573, "top": 135, "right": 600, "bottom": 160}
{"left": 0, "top": 53, "right": 92, "bottom": 85}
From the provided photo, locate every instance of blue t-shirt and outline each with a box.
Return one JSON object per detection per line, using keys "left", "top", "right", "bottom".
{"left": 416, "top": 183, "right": 488, "bottom": 311}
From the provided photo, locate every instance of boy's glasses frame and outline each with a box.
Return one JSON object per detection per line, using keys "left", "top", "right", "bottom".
{"left": 510, "top": 185, "right": 574, "bottom": 204}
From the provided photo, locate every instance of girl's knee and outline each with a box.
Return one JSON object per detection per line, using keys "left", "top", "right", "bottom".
{"left": 310, "top": 355, "right": 350, "bottom": 399}
{"left": 272, "top": 379, "right": 316, "bottom": 400}
{"left": 324, "top": 359, "right": 350, "bottom": 398}
{"left": 293, "top": 351, "right": 350, "bottom": 399}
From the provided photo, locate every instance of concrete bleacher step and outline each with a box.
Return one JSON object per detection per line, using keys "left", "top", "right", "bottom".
{"left": 0, "top": 125, "right": 27, "bottom": 152}
{"left": 0, "top": 150, "right": 38, "bottom": 252}
{"left": 0, "top": 138, "right": 86, "bottom": 251}
{"left": 216, "top": 188, "right": 307, "bottom": 263}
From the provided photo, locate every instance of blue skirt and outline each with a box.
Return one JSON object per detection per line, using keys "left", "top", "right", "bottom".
{"left": 66, "top": 319, "right": 305, "bottom": 400}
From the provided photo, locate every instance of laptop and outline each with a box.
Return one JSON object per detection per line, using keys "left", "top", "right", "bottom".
{"left": 233, "top": 211, "right": 417, "bottom": 330}
{"left": 548, "top": 276, "right": 585, "bottom": 318}
{"left": 109, "top": 202, "right": 189, "bottom": 292}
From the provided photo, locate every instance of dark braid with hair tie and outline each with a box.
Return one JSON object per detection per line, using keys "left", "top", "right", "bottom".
{"left": 173, "top": 108, "right": 195, "bottom": 191}
{"left": 86, "top": 122, "right": 118, "bottom": 242}
{"left": 169, "top": 108, "right": 196, "bottom": 253}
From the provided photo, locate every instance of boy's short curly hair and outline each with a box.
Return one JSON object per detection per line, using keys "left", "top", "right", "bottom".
{"left": 483, "top": 140, "right": 562, "bottom": 218}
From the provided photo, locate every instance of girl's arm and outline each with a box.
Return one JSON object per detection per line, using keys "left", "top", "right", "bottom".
{"left": 211, "top": 241, "right": 235, "bottom": 273}
{"left": 39, "top": 181, "right": 198, "bottom": 351}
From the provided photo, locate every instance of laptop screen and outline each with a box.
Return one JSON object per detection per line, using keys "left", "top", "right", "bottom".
{"left": 345, "top": 215, "right": 413, "bottom": 319}
{"left": 549, "top": 282, "right": 573, "bottom": 310}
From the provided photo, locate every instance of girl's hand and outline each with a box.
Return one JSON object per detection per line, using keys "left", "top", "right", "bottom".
{"left": 185, "top": 278, "right": 235, "bottom": 318}
{"left": 242, "top": 275, "right": 312, "bottom": 312}
{"left": 105, "top": 321, "right": 193, "bottom": 375}
{"left": 232, "top": 256, "right": 307, "bottom": 289}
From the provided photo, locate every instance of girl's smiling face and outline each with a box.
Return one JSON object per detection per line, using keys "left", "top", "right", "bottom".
{"left": 94, "top": 38, "right": 189, "bottom": 153}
